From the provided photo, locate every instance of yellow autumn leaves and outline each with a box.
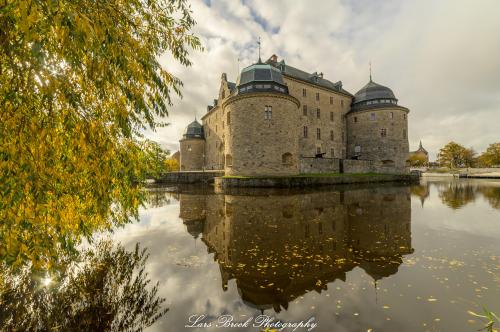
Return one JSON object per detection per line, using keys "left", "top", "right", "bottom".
{"left": 0, "top": 0, "right": 202, "bottom": 269}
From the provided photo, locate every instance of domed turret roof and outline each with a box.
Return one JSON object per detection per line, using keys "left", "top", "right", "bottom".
{"left": 182, "top": 119, "right": 204, "bottom": 139}
{"left": 353, "top": 80, "right": 396, "bottom": 104}
{"left": 237, "top": 62, "right": 285, "bottom": 86}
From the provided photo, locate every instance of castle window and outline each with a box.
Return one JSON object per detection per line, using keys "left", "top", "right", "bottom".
{"left": 404, "top": 113, "right": 407, "bottom": 119}
{"left": 390, "top": 112, "right": 394, "bottom": 119}
{"left": 188, "top": 145, "right": 192, "bottom": 152}
{"left": 316, "top": 128, "right": 321, "bottom": 140}
{"left": 354, "top": 116, "right": 358, "bottom": 123}
{"left": 354, "top": 145, "right": 361, "bottom": 154}
{"left": 331, "top": 148, "right": 335, "bottom": 157}
{"left": 303, "top": 126, "right": 308, "bottom": 138}
{"left": 302, "top": 88, "right": 307, "bottom": 97}
{"left": 222, "top": 90, "right": 225, "bottom": 99}
{"left": 225, "top": 154, "right": 232, "bottom": 167}
{"left": 227, "top": 112, "right": 230, "bottom": 125}
{"left": 330, "top": 112, "right": 334, "bottom": 121}
{"left": 341, "top": 100, "right": 344, "bottom": 108}
{"left": 282, "top": 152, "right": 293, "bottom": 165}
{"left": 316, "top": 147, "right": 321, "bottom": 154}
{"left": 370, "top": 113, "right": 376, "bottom": 121}
{"left": 316, "top": 92, "right": 320, "bottom": 101}
{"left": 330, "top": 96, "right": 333, "bottom": 104}
{"left": 381, "top": 128, "right": 387, "bottom": 137}
{"left": 264, "top": 105, "right": 272, "bottom": 120}
{"left": 330, "top": 130, "right": 334, "bottom": 141}
{"left": 403, "top": 129, "right": 407, "bottom": 138}
{"left": 303, "top": 105, "right": 308, "bottom": 116}
{"left": 316, "top": 108, "right": 320, "bottom": 118}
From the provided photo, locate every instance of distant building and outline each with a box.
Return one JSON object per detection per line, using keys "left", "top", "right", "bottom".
{"left": 409, "top": 141, "right": 429, "bottom": 164}
{"left": 179, "top": 54, "right": 410, "bottom": 175}
{"left": 171, "top": 151, "right": 180, "bottom": 162}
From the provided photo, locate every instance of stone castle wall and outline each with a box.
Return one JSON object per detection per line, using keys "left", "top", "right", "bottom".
{"left": 284, "top": 76, "right": 352, "bottom": 159}
{"left": 223, "top": 92, "right": 300, "bottom": 176}
{"left": 182, "top": 70, "right": 410, "bottom": 177}
{"left": 180, "top": 138, "right": 205, "bottom": 171}
{"left": 299, "top": 157, "right": 340, "bottom": 174}
{"left": 346, "top": 107, "right": 409, "bottom": 170}
{"left": 342, "top": 159, "right": 407, "bottom": 174}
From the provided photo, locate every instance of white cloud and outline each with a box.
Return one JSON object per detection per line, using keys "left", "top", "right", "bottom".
{"left": 148, "top": 0, "right": 500, "bottom": 159}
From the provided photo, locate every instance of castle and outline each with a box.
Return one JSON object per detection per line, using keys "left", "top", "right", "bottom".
{"left": 179, "top": 54, "right": 410, "bottom": 176}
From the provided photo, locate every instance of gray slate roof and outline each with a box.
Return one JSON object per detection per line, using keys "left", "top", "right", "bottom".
{"left": 182, "top": 119, "right": 204, "bottom": 139}
{"left": 266, "top": 58, "right": 352, "bottom": 96}
{"left": 236, "top": 63, "right": 285, "bottom": 86}
{"left": 353, "top": 80, "right": 396, "bottom": 104}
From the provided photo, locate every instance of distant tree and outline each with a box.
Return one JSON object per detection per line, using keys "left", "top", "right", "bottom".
{"left": 437, "top": 142, "right": 475, "bottom": 168}
{"left": 478, "top": 142, "right": 500, "bottom": 167}
{"left": 165, "top": 158, "right": 180, "bottom": 172}
{"left": 142, "top": 141, "right": 170, "bottom": 177}
{"left": 407, "top": 154, "right": 428, "bottom": 167}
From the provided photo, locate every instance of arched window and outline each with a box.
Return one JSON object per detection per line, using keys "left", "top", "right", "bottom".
{"left": 225, "top": 154, "right": 232, "bottom": 167}
{"left": 282, "top": 152, "right": 293, "bottom": 165}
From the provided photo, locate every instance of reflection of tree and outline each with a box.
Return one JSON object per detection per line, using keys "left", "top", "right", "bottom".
{"left": 145, "top": 189, "right": 175, "bottom": 208}
{"left": 438, "top": 183, "right": 476, "bottom": 209}
{"left": 410, "top": 184, "right": 430, "bottom": 207}
{"left": 478, "top": 187, "right": 500, "bottom": 210}
{"left": 0, "top": 240, "right": 167, "bottom": 331}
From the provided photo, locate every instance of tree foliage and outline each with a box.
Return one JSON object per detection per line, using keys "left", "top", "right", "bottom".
{"left": 407, "top": 154, "right": 428, "bottom": 167}
{"left": 164, "top": 157, "right": 180, "bottom": 172}
{"left": 478, "top": 142, "right": 500, "bottom": 167}
{"left": 0, "top": 0, "right": 201, "bottom": 268}
{"left": 437, "top": 142, "right": 475, "bottom": 168}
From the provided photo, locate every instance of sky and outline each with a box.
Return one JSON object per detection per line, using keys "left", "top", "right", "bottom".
{"left": 148, "top": 0, "right": 500, "bottom": 160}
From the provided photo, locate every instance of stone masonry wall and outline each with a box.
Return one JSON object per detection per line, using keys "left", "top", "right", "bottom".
{"left": 284, "top": 76, "right": 352, "bottom": 159}
{"left": 223, "top": 92, "right": 300, "bottom": 176}
{"left": 343, "top": 159, "right": 407, "bottom": 174}
{"left": 346, "top": 107, "right": 409, "bottom": 171}
{"left": 179, "top": 138, "right": 205, "bottom": 171}
{"left": 299, "top": 157, "right": 340, "bottom": 174}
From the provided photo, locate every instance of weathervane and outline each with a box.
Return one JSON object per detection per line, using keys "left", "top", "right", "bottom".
{"left": 257, "top": 37, "right": 261, "bottom": 63}
{"left": 369, "top": 61, "right": 372, "bottom": 81}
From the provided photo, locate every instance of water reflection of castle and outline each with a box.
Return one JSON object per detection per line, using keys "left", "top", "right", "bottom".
{"left": 178, "top": 186, "right": 413, "bottom": 312}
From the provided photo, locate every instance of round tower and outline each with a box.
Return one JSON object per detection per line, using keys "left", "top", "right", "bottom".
{"left": 223, "top": 62, "right": 300, "bottom": 176}
{"left": 346, "top": 78, "right": 409, "bottom": 172}
{"left": 179, "top": 119, "right": 205, "bottom": 171}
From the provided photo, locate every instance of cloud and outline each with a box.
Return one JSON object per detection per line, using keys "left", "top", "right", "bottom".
{"left": 148, "top": 0, "right": 500, "bottom": 159}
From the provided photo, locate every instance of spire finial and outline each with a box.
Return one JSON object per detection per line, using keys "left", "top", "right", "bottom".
{"left": 419, "top": 140, "right": 423, "bottom": 149}
{"left": 257, "top": 37, "right": 262, "bottom": 63}
{"left": 369, "top": 61, "right": 372, "bottom": 82}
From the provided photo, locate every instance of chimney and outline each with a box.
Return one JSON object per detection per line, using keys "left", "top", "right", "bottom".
{"left": 319, "top": 72, "right": 323, "bottom": 78}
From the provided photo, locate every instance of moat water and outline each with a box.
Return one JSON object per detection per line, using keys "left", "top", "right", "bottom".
{"left": 113, "top": 178, "right": 499, "bottom": 332}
